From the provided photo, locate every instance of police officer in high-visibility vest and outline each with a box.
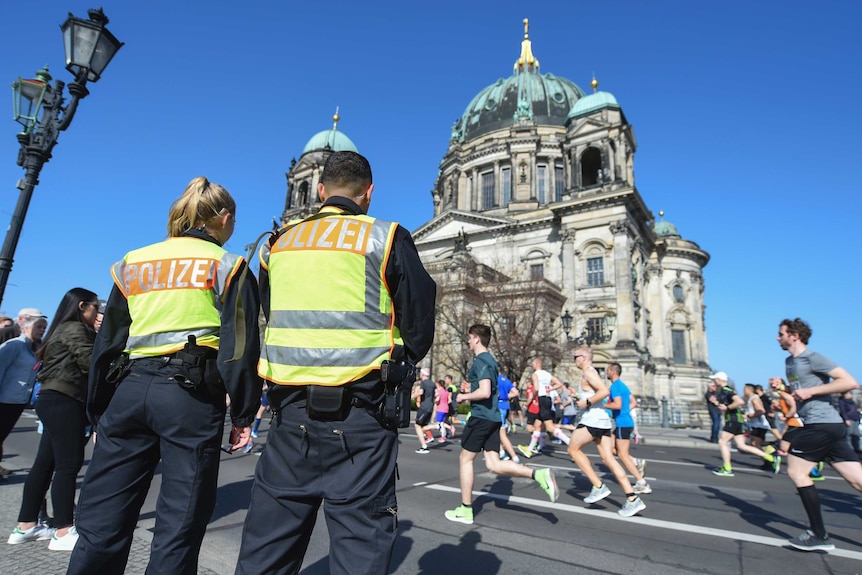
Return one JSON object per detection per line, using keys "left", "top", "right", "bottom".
{"left": 236, "top": 151, "right": 436, "bottom": 575}
{"left": 67, "top": 177, "right": 262, "bottom": 575}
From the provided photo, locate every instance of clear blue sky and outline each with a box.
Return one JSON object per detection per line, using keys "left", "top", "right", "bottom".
{"left": 1, "top": 1, "right": 859, "bottom": 388}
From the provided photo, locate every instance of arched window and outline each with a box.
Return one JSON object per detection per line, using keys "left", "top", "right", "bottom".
{"left": 673, "top": 284, "right": 684, "bottom": 303}
{"left": 298, "top": 181, "right": 309, "bottom": 206}
{"left": 580, "top": 147, "right": 602, "bottom": 187}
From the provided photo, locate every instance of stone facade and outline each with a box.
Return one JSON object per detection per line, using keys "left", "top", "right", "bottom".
{"left": 411, "top": 21, "right": 711, "bottom": 399}
{"left": 278, "top": 22, "right": 712, "bottom": 401}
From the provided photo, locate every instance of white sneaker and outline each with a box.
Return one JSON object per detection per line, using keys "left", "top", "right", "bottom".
{"left": 48, "top": 526, "right": 78, "bottom": 551}
{"left": 584, "top": 484, "right": 611, "bottom": 504}
{"left": 618, "top": 497, "right": 646, "bottom": 517}
{"left": 8, "top": 524, "right": 55, "bottom": 544}
{"left": 633, "top": 480, "right": 652, "bottom": 495}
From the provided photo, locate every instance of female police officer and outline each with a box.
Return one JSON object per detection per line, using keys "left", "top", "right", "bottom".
{"left": 66, "top": 177, "right": 262, "bottom": 575}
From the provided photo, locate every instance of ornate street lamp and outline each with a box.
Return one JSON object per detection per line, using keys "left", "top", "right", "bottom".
{"left": 12, "top": 71, "right": 49, "bottom": 133}
{"left": 1, "top": 8, "right": 122, "bottom": 306}
{"left": 561, "top": 309, "right": 574, "bottom": 341}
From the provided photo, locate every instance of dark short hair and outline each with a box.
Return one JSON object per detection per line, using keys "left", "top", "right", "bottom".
{"left": 468, "top": 324, "right": 492, "bottom": 347}
{"left": 744, "top": 383, "right": 756, "bottom": 392}
{"left": 607, "top": 362, "right": 622, "bottom": 376}
{"left": 320, "top": 151, "right": 372, "bottom": 196}
{"left": 754, "top": 384, "right": 764, "bottom": 393}
{"left": 780, "top": 318, "right": 811, "bottom": 344}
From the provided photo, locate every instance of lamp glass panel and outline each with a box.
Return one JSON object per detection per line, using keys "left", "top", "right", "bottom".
{"left": 87, "top": 32, "right": 121, "bottom": 80}
{"left": 12, "top": 79, "right": 46, "bottom": 128}
{"left": 71, "top": 25, "right": 99, "bottom": 68}
{"left": 63, "top": 25, "right": 73, "bottom": 67}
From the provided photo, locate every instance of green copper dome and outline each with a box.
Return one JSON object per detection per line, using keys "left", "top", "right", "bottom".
{"left": 450, "top": 20, "right": 585, "bottom": 143}
{"left": 301, "top": 128, "right": 358, "bottom": 155}
{"left": 566, "top": 90, "right": 620, "bottom": 122}
{"left": 654, "top": 211, "right": 680, "bottom": 238}
{"left": 451, "top": 73, "right": 585, "bottom": 143}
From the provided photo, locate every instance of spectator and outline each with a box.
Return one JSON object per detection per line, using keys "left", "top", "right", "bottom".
{"left": 0, "top": 315, "right": 48, "bottom": 476}
{"left": 8, "top": 288, "right": 98, "bottom": 550}
{"left": 705, "top": 379, "right": 722, "bottom": 443}
{"left": 0, "top": 308, "right": 48, "bottom": 345}
{"left": 839, "top": 391, "right": 861, "bottom": 453}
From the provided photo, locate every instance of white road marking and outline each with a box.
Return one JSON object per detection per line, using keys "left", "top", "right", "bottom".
{"left": 527, "top": 454, "right": 838, "bottom": 480}
{"left": 424, "top": 484, "right": 862, "bottom": 560}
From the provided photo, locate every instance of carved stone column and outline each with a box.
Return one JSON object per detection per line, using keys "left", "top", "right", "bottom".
{"left": 560, "top": 229, "right": 576, "bottom": 304}
{"left": 493, "top": 160, "right": 500, "bottom": 207}
{"left": 610, "top": 219, "right": 635, "bottom": 344}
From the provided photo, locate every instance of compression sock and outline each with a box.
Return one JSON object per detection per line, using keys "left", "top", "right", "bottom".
{"left": 528, "top": 431, "right": 541, "bottom": 451}
{"left": 553, "top": 427, "right": 570, "bottom": 445}
{"left": 252, "top": 418, "right": 261, "bottom": 434}
{"left": 797, "top": 485, "right": 827, "bottom": 539}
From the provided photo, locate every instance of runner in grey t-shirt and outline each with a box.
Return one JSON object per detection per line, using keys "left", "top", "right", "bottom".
{"left": 777, "top": 318, "right": 862, "bottom": 552}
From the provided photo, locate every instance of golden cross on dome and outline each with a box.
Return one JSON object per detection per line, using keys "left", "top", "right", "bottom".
{"left": 514, "top": 18, "right": 539, "bottom": 73}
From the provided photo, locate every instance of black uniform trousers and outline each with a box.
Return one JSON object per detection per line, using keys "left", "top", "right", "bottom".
{"left": 67, "top": 358, "right": 225, "bottom": 575}
{"left": 235, "top": 398, "right": 398, "bottom": 575}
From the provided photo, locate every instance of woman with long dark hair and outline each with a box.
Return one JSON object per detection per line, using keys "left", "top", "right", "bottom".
{"left": 8, "top": 288, "right": 98, "bottom": 550}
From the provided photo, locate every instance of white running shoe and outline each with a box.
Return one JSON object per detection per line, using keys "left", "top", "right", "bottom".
{"left": 633, "top": 480, "right": 652, "bottom": 495}
{"left": 584, "top": 484, "right": 611, "bottom": 504}
{"left": 618, "top": 497, "right": 646, "bottom": 517}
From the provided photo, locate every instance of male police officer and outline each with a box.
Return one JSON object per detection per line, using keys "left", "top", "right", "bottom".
{"left": 236, "top": 151, "right": 436, "bottom": 575}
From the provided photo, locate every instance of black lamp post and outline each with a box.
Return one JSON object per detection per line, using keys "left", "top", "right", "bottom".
{"left": 0, "top": 8, "right": 122, "bottom": 306}
{"left": 561, "top": 309, "right": 574, "bottom": 341}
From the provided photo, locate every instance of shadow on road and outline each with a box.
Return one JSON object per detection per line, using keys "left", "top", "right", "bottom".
{"left": 699, "top": 485, "right": 802, "bottom": 538}
{"left": 475, "top": 476, "right": 559, "bottom": 524}
{"left": 415, "top": 530, "right": 500, "bottom": 575}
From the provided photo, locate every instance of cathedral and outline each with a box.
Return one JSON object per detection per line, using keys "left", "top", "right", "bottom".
{"left": 279, "top": 20, "right": 711, "bottom": 401}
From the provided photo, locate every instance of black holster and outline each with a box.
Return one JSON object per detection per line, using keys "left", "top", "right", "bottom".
{"left": 105, "top": 353, "right": 131, "bottom": 385}
{"left": 172, "top": 335, "right": 221, "bottom": 396}
{"left": 380, "top": 360, "right": 415, "bottom": 428}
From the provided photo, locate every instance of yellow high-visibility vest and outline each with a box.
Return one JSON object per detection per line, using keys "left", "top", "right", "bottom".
{"left": 258, "top": 207, "right": 402, "bottom": 386}
{"left": 111, "top": 237, "right": 243, "bottom": 358}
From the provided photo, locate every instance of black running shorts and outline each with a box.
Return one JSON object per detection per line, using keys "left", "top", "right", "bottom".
{"left": 538, "top": 396, "right": 555, "bottom": 422}
{"left": 577, "top": 424, "right": 611, "bottom": 438}
{"left": 723, "top": 420, "right": 743, "bottom": 436}
{"left": 415, "top": 408, "right": 432, "bottom": 426}
{"left": 460, "top": 417, "right": 502, "bottom": 453}
{"left": 787, "top": 423, "right": 859, "bottom": 464}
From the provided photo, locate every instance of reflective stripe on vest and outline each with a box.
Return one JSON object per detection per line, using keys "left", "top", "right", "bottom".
{"left": 111, "top": 237, "right": 243, "bottom": 358}
{"left": 258, "top": 210, "right": 401, "bottom": 386}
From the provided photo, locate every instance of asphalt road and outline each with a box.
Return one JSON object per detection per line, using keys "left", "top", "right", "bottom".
{"left": 3, "top": 412, "right": 862, "bottom": 575}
